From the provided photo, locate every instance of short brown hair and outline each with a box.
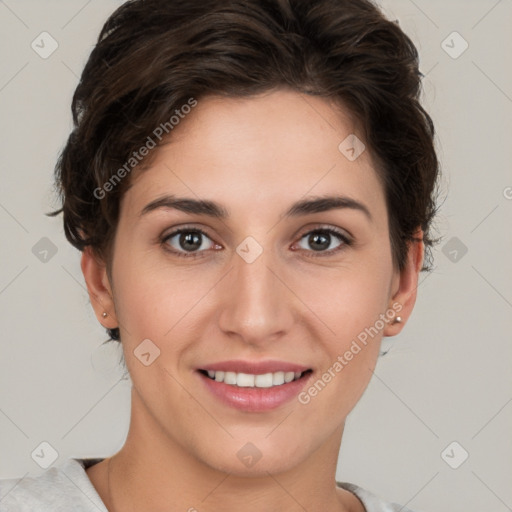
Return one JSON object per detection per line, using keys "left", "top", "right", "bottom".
{"left": 48, "top": 0, "right": 440, "bottom": 342}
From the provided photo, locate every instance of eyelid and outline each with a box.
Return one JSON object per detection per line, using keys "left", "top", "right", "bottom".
{"left": 295, "top": 223, "right": 353, "bottom": 242}
{"left": 161, "top": 224, "right": 213, "bottom": 241}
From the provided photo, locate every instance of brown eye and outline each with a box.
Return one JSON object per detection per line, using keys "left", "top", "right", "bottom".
{"left": 162, "top": 228, "right": 216, "bottom": 258}
{"left": 295, "top": 228, "right": 352, "bottom": 256}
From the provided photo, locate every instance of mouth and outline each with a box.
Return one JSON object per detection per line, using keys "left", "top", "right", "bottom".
{"left": 197, "top": 368, "right": 313, "bottom": 388}
{"left": 196, "top": 362, "right": 314, "bottom": 412}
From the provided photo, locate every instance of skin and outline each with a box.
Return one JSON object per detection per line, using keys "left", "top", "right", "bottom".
{"left": 81, "top": 88, "right": 424, "bottom": 512}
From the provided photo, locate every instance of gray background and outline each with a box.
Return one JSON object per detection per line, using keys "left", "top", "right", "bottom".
{"left": 0, "top": 1, "right": 511, "bottom": 511}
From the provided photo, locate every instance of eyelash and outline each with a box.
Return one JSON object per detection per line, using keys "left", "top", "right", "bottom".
{"left": 161, "top": 225, "right": 353, "bottom": 259}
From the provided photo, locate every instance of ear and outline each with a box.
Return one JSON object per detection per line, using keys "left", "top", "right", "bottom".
{"left": 383, "top": 228, "right": 424, "bottom": 336}
{"left": 80, "top": 246, "right": 118, "bottom": 329}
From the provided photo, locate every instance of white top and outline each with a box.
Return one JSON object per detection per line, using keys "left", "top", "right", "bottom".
{"left": 0, "top": 458, "right": 416, "bottom": 512}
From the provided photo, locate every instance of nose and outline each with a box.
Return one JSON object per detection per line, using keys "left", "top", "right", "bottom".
{"left": 217, "top": 244, "right": 295, "bottom": 347}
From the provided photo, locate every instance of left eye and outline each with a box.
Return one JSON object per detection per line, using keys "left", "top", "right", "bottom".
{"left": 295, "top": 228, "right": 350, "bottom": 255}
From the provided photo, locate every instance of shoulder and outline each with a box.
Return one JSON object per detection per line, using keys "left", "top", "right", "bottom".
{"left": 0, "top": 458, "right": 107, "bottom": 512}
{"left": 337, "top": 481, "right": 418, "bottom": 512}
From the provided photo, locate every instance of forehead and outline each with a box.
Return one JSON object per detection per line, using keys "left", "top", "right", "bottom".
{"left": 121, "top": 89, "right": 387, "bottom": 224}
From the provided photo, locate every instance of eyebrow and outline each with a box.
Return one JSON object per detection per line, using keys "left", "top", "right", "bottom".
{"left": 139, "top": 194, "right": 373, "bottom": 222}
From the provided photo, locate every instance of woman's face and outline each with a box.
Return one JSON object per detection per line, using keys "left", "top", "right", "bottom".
{"left": 85, "top": 89, "right": 419, "bottom": 476}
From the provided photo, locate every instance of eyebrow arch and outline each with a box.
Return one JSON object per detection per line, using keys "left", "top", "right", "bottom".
{"left": 284, "top": 195, "right": 372, "bottom": 222}
{"left": 140, "top": 196, "right": 229, "bottom": 219}
{"left": 139, "top": 194, "right": 373, "bottom": 222}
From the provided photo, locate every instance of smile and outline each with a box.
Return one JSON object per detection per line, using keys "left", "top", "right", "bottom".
{"left": 199, "top": 369, "right": 311, "bottom": 388}
{"left": 196, "top": 361, "right": 314, "bottom": 412}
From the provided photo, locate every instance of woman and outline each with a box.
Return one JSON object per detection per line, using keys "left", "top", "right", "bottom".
{"left": 0, "top": 0, "right": 439, "bottom": 510}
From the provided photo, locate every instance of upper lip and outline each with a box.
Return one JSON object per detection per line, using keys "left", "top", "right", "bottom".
{"left": 199, "top": 360, "right": 311, "bottom": 375}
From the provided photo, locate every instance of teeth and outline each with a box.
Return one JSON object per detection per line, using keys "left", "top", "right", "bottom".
{"left": 204, "top": 369, "right": 306, "bottom": 388}
{"left": 224, "top": 371, "right": 237, "bottom": 385}
{"left": 237, "top": 373, "right": 255, "bottom": 387}
{"left": 272, "top": 371, "right": 285, "bottom": 385}
{"left": 254, "top": 373, "right": 273, "bottom": 388}
{"left": 284, "top": 372, "right": 295, "bottom": 383}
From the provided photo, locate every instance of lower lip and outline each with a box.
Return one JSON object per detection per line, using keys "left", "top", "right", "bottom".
{"left": 197, "top": 371, "right": 313, "bottom": 412}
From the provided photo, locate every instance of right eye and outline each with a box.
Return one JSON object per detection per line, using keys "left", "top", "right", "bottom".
{"left": 161, "top": 227, "right": 219, "bottom": 258}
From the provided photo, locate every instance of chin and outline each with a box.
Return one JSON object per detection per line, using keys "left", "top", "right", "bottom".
{"left": 208, "top": 454, "right": 299, "bottom": 477}
{"left": 196, "top": 437, "right": 308, "bottom": 477}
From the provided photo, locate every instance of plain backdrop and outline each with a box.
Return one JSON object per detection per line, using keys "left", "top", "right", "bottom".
{"left": 0, "top": 1, "right": 511, "bottom": 511}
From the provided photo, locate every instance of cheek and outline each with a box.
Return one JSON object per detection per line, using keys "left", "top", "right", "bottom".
{"left": 111, "top": 253, "right": 215, "bottom": 354}
{"left": 302, "top": 257, "right": 392, "bottom": 385}
{"left": 112, "top": 225, "right": 393, "bottom": 359}
{"left": 300, "top": 259, "right": 392, "bottom": 337}
{"left": 295, "top": 284, "right": 388, "bottom": 418}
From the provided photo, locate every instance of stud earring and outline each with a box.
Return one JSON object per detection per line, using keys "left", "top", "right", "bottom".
{"left": 102, "top": 312, "right": 108, "bottom": 318}
{"left": 393, "top": 316, "right": 402, "bottom": 324}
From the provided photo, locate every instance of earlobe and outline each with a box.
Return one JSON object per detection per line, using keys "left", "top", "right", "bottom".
{"left": 384, "top": 229, "right": 424, "bottom": 337}
{"left": 80, "top": 246, "right": 118, "bottom": 328}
